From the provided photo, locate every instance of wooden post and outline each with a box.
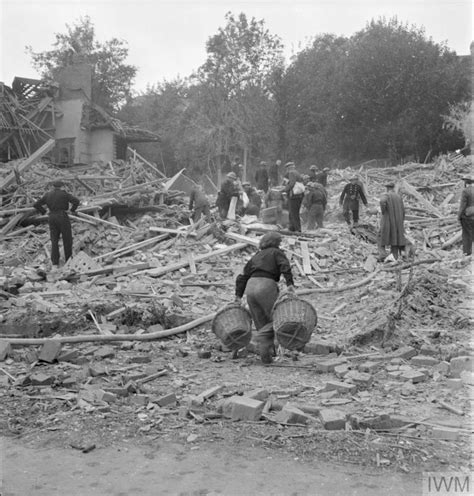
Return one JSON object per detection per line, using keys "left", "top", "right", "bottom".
{"left": 243, "top": 146, "right": 248, "bottom": 183}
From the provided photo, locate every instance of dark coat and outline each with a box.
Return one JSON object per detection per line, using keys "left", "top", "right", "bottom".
{"left": 379, "top": 191, "right": 406, "bottom": 246}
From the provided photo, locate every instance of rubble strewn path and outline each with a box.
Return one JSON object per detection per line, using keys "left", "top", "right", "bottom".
{"left": 2, "top": 436, "right": 421, "bottom": 496}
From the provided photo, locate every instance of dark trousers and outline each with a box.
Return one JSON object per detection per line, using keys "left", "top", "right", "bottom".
{"left": 193, "top": 205, "right": 211, "bottom": 223}
{"left": 343, "top": 208, "right": 359, "bottom": 225}
{"left": 288, "top": 194, "right": 303, "bottom": 232}
{"left": 461, "top": 217, "right": 474, "bottom": 255}
{"left": 390, "top": 245, "right": 405, "bottom": 260}
{"left": 48, "top": 212, "right": 73, "bottom": 265}
{"left": 307, "top": 204, "right": 324, "bottom": 229}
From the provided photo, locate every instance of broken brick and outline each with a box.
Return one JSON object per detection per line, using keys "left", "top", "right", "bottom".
{"left": 358, "top": 361, "right": 380, "bottom": 373}
{"left": 399, "top": 370, "right": 426, "bottom": 383}
{"left": 274, "top": 404, "right": 310, "bottom": 425}
{"left": 334, "top": 363, "right": 351, "bottom": 378}
{"left": 314, "top": 357, "right": 347, "bottom": 373}
{"left": 445, "top": 378, "right": 463, "bottom": 390}
{"left": 449, "top": 356, "right": 473, "bottom": 378}
{"left": 222, "top": 395, "right": 264, "bottom": 421}
{"left": 30, "top": 373, "right": 55, "bottom": 386}
{"left": 410, "top": 355, "right": 440, "bottom": 367}
{"left": 94, "top": 346, "right": 116, "bottom": 359}
{"left": 345, "top": 371, "right": 373, "bottom": 387}
{"left": 319, "top": 408, "right": 346, "bottom": 430}
{"left": 323, "top": 380, "right": 356, "bottom": 394}
{"left": 58, "top": 350, "right": 81, "bottom": 362}
{"left": 155, "top": 393, "right": 177, "bottom": 407}
{"left": 243, "top": 388, "right": 269, "bottom": 401}
{"left": 390, "top": 346, "right": 417, "bottom": 360}
{"left": 38, "top": 340, "right": 62, "bottom": 363}
{"left": 130, "top": 394, "right": 148, "bottom": 406}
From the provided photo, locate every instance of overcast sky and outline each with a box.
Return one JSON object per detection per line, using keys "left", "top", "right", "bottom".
{"left": 1, "top": 0, "right": 472, "bottom": 93}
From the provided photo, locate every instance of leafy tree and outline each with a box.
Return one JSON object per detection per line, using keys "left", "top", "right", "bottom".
{"left": 196, "top": 12, "right": 284, "bottom": 180}
{"left": 27, "top": 16, "right": 137, "bottom": 111}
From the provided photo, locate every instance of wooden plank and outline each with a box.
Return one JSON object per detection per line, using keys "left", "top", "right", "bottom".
{"left": 75, "top": 211, "right": 133, "bottom": 231}
{"left": 188, "top": 253, "right": 197, "bottom": 274}
{"left": 95, "top": 234, "right": 168, "bottom": 260}
{"left": 300, "top": 241, "right": 312, "bottom": 274}
{"left": 0, "top": 139, "right": 55, "bottom": 190}
{"left": 149, "top": 226, "right": 196, "bottom": 237}
{"left": 127, "top": 147, "right": 166, "bottom": 178}
{"left": 144, "top": 242, "right": 248, "bottom": 277}
{"left": 225, "top": 232, "right": 259, "bottom": 247}
{"left": 227, "top": 196, "right": 238, "bottom": 220}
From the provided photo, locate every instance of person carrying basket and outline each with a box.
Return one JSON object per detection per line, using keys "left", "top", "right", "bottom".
{"left": 234, "top": 232, "right": 295, "bottom": 364}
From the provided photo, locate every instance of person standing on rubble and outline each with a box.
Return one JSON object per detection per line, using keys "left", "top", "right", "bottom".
{"left": 241, "top": 182, "right": 262, "bottom": 217}
{"left": 33, "top": 180, "right": 80, "bottom": 267}
{"left": 255, "top": 161, "right": 269, "bottom": 192}
{"left": 216, "top": 172, "right": 240, "bottom": 219}
{"left": 282, "top": 161, "right": 305, "bottom": 232}
{"left": 458, "top": 174, "right": 474, "bottom": 256}
{"left": 234, "top": 232, "right": 295, "bottom": 364}
{"left": 303, "top": 182, "right": 327, "bottom": 229}
{"left": 189, "top": 181, "right": 211, "bottom": 223}
{"left": 316, "top": 167, "right": 330, "bottom": 188}
{"left": 378, "top": 182, "right": 406, "bottom": 260}
{"left": 269, "top": 159, "right": 281, "bottom": 187}
{"left": 339, "top": 176, "right": 368, "bottom": 227}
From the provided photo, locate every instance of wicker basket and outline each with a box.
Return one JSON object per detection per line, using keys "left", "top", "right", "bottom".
{"left": 272, "top": 294, "right": 317, "bottom": 350}
{"left": 212, "top": 303, "right": 252, "bottom": 350}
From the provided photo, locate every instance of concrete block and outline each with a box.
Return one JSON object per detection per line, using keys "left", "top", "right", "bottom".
{"left": 431, "top": 426, "right": 460, "bottom": 441}
{"left": 314, "top": 357, "right": 348, "bottom": 373}
{"left": 243, "top": 388, "right": 269, "bottom": 401}
{"left": 229, "top": 395, "right": 264, "bottom": 421}
{"left": 319, "top": 408, "right": 346, "bottom": 430}
{"left": 0, "top": 341, "right": 11, "bottom": 361}
{"left": 460, "top": 371, "right": 474, "bottom": 386}
{"left": 104, "top": 387, "right": 129, "bottom": 397}
{"left": 410, "top": 355, "right": 440, "bottom": 367}
{"left": 155, "top": 392, "right": 177, "bottom": 407}
{"left": 94, "top": 346, "right": 115, "bottom": 359}
{"left": 30, "top": 373, "right": 55, "bottom": 386}
{"left": 102, "top": 391, "right": 117, "bottom": 403}
{"left": 324, "top": 380, "right": 356, "bottom": 394}
{"left": 304, "top": 341, "right": 331, "bottom": 355}
{"left": 432, "top": 361, "right": 450, "bottom": 375}
{"left": 449, "top": 356, "right": 473, "bottom": 378}
{"left": 387, "top": 371, "right": 402, "bottom": 379}
{"left": 38, "top": 340, "right": 62, "bottom": 363}
{"left": 400, "top": 370, "right": 426, "bottom": 383}
{"left": 445, "top": 378, "right": 463, "bottom": 391}
{"left": 334, "top": 364, "right": 351, "bottom": 378}
{"left": 274, "top": 404, "right": 309, "bottom": 425}
{"left": 130, "top": 394, "right": 148, "bottom": 406}
{"left": 391, "top": 346, "right": 417, "bottom": 360}
{"left": 24, "top": 349, "right": 38, "bottom": 364}
{"left": 88, "top": 363, "right": 107, "bottom": 377}
{"left": 345, "top": 371, "right": 373, "bottom": 387}
{"left": 61, "top": 377, "right": 77, "bottom": 387}
{"left": 420, "top": 345, "right": 438, "bottom": 356}
{"left": 358, "top": 361, "right": 380, "bottom": 373}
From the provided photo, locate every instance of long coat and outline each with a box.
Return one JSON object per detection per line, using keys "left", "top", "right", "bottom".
{"left": 379, "top": 191, "right": 406, "bottom": 246}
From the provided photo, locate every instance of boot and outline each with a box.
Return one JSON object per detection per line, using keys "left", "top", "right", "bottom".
{"left": 258, "top": 323, "right": 275, "bottom": 365}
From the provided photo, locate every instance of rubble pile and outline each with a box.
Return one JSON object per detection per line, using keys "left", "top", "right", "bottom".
{"left": 0, "top": 153, "right": 472, "bottom": 472}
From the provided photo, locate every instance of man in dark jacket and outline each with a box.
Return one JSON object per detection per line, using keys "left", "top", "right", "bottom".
{"left": 316, "top": 167, "right": 330, "bottom": 187}
{"left": 189, "top": 182, "right": 211, "bottom": 222}
{"left": 379, "top": 182, "right": 406, "bottom": 260}
{"left": 303, "top": 182, "right": 327, "bottom": 229}
{"left": 458, "top": 174, "right": 474, "bottom": 255}
{"left": 255, "top": 161, "right": 269, "bottom": 192}
{"left": 34, "top": 180, "right": 80, "bottom": 266}
{"left": 283, "top": 162, "right": 305, "bottom": 232}
{"left": 339, "top": 176, "right": 368, "bottom": 226}
{"left": 242, "top": 182, "right": 262, "bottom": 217}
{"left": 269, "top": 159, "right": 281, "bottom": 187}
{"left": 216, "top": 172, "right": 240, "bottom": 219}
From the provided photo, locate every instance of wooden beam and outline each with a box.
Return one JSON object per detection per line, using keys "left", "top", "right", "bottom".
{"left": 144, "top": 242, "right": 248, "bottom": 277}
{"left": 300, "top": 241, "right": 312, "bottom": 274}
{"left": 0, "top": 139, "right": 55, "bottom": 190}
{"left": 127, "top": 147, "right": 166, "bottom": 178}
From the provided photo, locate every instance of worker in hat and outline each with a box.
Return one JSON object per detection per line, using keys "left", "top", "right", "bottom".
{"left": 316, "top": 167, "right": 330, "bottom": 187}
{"left": 255, "top": 161, "right": 269, "bottom": 193}
{"left": 282, "top": 161, "right": 305, "bottom": 232}
{"left": 458, "top": 174, "right": 474, "bottom": 255}
{"left": 308, "top": 165, "right": 319, "bottom": 183}
{"left": 378, "top": 182, "right": 406, "bottom": 260}
{"left": 235, "top": 231, "right": 295, "bottom": 364}
{"left": 216, "top": 172, "right": 240, "bottom": 219}
{"left": 303, "top": 182, "right": 327, "bottom": 229}
{"left": 33, "top": 180, "right": 80, "bottom": 267}
{"left": 339, "top": 176, "right": 368, "bottom": 227}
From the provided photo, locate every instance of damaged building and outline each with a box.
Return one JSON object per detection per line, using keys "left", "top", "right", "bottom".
{"left": 0, "top": 63, "right": 159, "bottom": 165}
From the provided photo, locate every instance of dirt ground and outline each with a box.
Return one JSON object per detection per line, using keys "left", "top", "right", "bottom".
{"left": 1, "top": 436, "right": 422, "bottom": 496}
